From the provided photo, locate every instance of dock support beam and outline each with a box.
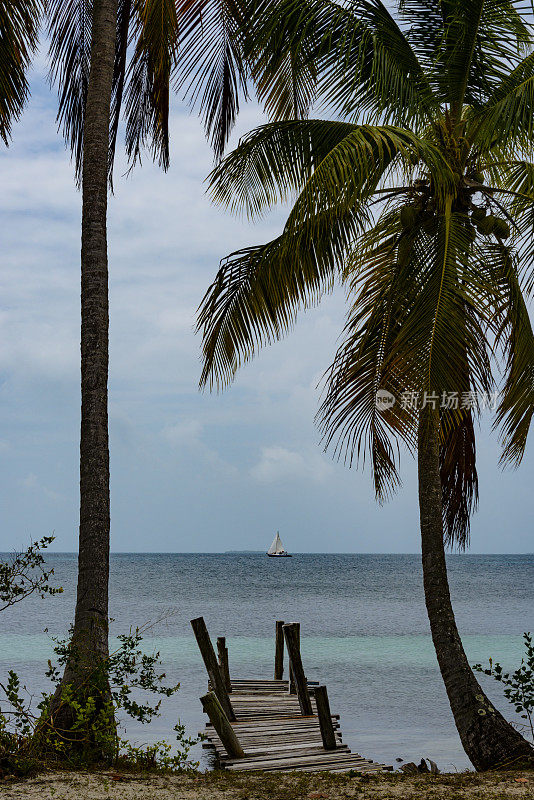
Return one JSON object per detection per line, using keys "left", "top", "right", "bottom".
{"left": 315, "top": 685, "right": 337, "bottom": 750}
{"left": 274, "top": 620, "right": 284, "bottom": 680}
{"left": 200, "top": 692, "right": 245, "bottom": 759}
{"left": 191, "top": 617, "right": 236, "bottom": 721}
{"left": 289, "top": 622, "right": 300, "bottom": 694}
{"left": 283, "top": 623, "right": 313, "bottom": 715}
{"left": 217, "top": 636, "right": 231, "bottom": 692}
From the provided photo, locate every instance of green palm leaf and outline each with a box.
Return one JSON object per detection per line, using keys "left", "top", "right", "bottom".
{"left": 174, "top": 0, "right": 249, "bottom": 160}
{"left": 0, "top": 0, "right": 41, "bottom": 145}
{"left": 124, "top": 0, "right": 180, "bottom": 171}
{"left": 469, "top": 51, "right": 534, "bottom": 152}
{"left": 491, "top": 243, "right": 534, "bottom": 466}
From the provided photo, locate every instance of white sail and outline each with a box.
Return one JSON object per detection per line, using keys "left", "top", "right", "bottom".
{"left": 267, "top": 532, "right": 285, "bottom": 555}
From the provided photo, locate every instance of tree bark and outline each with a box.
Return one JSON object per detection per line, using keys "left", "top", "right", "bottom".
{"left": 418, "top": 407, "right": 533, "bottom": 771}
{"left": 49, "top": 0, "right": 117, "bottom": 741}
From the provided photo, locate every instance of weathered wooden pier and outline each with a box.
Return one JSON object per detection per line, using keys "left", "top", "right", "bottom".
{"left": 191, "top": 617, "right": 391, "bottom": 773}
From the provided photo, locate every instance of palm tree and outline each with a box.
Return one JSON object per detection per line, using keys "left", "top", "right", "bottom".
{"left": 44, "top": 0, "right": 250, "bottom": 734}
{"left": 45, "top": 0, "right": 306, "bottom": 739}
{"left": 0, "top": 0, "right": 41, "bottom": 144}
{"left": 197, "top": 0, "right": 534, "bottom": 770}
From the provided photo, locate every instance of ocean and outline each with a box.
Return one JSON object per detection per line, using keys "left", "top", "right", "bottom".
{"left": 1, "top": 553, "right": 532, "bottom": 770}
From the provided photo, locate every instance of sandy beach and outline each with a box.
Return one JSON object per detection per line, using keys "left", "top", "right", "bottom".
{"left": 2, "top": 770, "right": 534, "bottom": 800}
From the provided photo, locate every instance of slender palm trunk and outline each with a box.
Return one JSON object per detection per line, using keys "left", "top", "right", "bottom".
{"left": 50, "top": 0, "right": 117, "bottom": 738}
{"left": 418, "top": 407, "right": 533, "bottom": 770}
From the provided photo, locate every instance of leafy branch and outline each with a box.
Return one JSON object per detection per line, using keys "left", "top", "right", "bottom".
{"left": 473, "top": 633, "right": 534, "bottom": 742}
{"left": 0, "top": 537, "right": 63, "bottom": 612}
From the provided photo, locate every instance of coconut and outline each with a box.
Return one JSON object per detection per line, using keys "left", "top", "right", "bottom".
{"left": 471, "top": 170, "right": 485, "bottom": 184}
{"left": 400, "top": 205, "right": 418, "bottom": 229}
{"left": 493, "top": 218, "right": 510, "bottom": 239}
{"left": 476, "top": 215, "right": 497, "bottom": 235}
{"left": 471, "top": 207, "right": 486, "bottom": 222}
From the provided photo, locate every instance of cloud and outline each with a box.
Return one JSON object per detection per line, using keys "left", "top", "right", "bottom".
{"left": 251, "top": 446, "right": 333, "bottom": 484}
{"left": 162, "top": 419, "right": 239, "bottom": 478}
{"left": 20, "top": 473, "right": 64, "bottom": 503}
{"left": 162, "top": 419, "right": 204, "bottom": 446}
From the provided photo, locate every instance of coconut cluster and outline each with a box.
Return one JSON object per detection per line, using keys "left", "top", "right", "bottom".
{"left": 470, "top": 207, "right": 510, "bottom": 239}
{"left": 397, "top": 195, "right": 510, "bottom": 242}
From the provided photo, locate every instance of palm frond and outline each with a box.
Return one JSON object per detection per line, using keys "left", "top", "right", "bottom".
{"left": 491, "top": 242, "right": 534, "bottom": 466}
{"left": 48, "top": 0, "right": 92, "bottom": 181}
{"left": 208, "top": 119, "right": 357, "bottom": 217}
{"left": 440, "top": 405, "right": 478, "bottom": 550}
{"left": 319, "top": 0, "right": 438, "bottom": 127}
{"left": 402, "top": 0, "right": 531, "bottom": 109}
{"left": 387, "top": 210, "right": 493, "bottom": 399}
{"left": 174, "top": 0, "right": 248, "bottom": 160}
{"left": 0, "top": 0, "right": 41, "bottom": 144}
{"left": 468, "top": 51, "right": 534, "bottom": 152}
{"left": 317, "top": 212, "right": 420, "bottom": 500}
{"left": 480, "top": 159, "right": 534, "bottom": 290}
{"left": 198, "top": 192, "right": 363, "bottom": 390}
{"left": 109, "top": 0, "right": 133, "bottom": 185}
{"left": 243, "top": 0, "right": 322, "bottom": 121}
{"left": 281, "top": 126, "right": 455, "bottom": 264}
{"left": 124, "top": 0, "right": 180, "bottom": 171}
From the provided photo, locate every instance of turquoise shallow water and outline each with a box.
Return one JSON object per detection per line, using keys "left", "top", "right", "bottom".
{"left": 1, "top": 553, "right": 532, "bottom": 769}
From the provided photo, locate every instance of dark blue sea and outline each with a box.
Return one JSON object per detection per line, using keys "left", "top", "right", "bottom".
{"left": 1, "top": 553, "right": 533, "bottom": 770}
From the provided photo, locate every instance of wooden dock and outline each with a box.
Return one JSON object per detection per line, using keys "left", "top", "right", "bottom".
{"left": 202, "top": 678, "right": 390, "bottom": 772}
{"left": 191, "top": 617, "right": 391, "bottom": 774}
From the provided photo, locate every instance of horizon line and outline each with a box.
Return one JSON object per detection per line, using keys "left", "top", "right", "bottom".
{"left": 4, "top": 550, "right": 532, "bottom": 556}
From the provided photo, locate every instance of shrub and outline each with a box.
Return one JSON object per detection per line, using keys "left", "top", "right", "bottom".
{"left": 0, "top": 626, "right": 200, "bottom": 774}
{"left": 473, "top": 632, "right": 534, "bottom": 743}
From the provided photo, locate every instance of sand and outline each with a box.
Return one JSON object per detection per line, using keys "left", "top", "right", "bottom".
{"left": 1, "top": 769, "right": 534, "bottom": 800}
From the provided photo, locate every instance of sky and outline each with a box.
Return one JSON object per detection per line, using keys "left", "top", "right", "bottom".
{"left": 0, "top": 59, "right": 532, "bottom": 554}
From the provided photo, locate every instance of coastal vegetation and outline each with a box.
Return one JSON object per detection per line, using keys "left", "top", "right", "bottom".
{"left": 474, "top": 633, "right": 534, "bottom": 744}
{"left": 198, "top": 0, "right": 534, "bottom": 771}
{"left": 0, "top": 538, "right": 62, "bottom": 612}
{"left": 0, "top": 545, "right": 198, "bottom": 776}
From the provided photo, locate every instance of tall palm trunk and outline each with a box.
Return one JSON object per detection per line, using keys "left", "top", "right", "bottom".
{"left": 418, "top": 407, "right": 533, "bottom": 770}
{"left": 50, "top": 0, "right": 117, "bottom": 737}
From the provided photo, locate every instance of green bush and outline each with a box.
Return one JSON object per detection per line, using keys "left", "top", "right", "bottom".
{"left": 473, "top": 632, "right": 534, "bottom": 743}
{"left": 0, "top": 626, "right": 201, "bottom": 774}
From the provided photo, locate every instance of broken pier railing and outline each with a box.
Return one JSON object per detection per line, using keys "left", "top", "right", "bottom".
{"left": 191, "top": 616, "right": 391, "bottom": 773}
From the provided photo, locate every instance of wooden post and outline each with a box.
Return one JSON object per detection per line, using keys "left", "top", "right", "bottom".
{"left": 315, "top": 685, "right": 337, "bottom": 750}
{"left": 217, "top": 636, "right": 231, "bottom": 692}
{"left": 191, "top": 617, "right": 236, "bottom": 721}
{"left": 200, "top": 692, "right": 245, "bottom": 759}
{"left": 283, "top": 623, "right": 313, "bottom": 715}
{"left": 289, "top": 622, "right": 300, "bottom": 694}
{"left": 274, "top": 620, "right": 284, "bottom": 680}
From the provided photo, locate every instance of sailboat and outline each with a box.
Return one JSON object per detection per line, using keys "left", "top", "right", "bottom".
{"left": 267, "top": 531, "right": 292, "bottom": 557}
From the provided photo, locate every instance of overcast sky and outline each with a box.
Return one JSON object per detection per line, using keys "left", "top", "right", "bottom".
{"left": 0, "top": 61, "right": 532, "bottom": 554}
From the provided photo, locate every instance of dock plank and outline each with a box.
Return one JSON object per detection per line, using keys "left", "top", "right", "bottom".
{"left": 201, "top": 677, "right": 389, "bottom": 774}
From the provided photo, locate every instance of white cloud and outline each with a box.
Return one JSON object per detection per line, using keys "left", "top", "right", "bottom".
{"left": 20, "top": 473, "right": 63, "bottom": 503}
{"left": 251, "top": 446, "right": 333, "bottom": 484}
{"left": 162, "top": 418, "right": 239, "bottom": 478}
{"left": 162, "top": 419, "right": 203, "bottom": 446}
